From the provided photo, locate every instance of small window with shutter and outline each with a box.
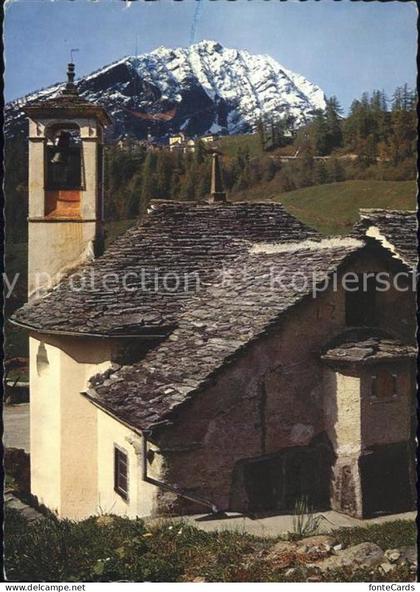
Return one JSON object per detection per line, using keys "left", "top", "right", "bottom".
{"left": 114, "top": 446, "right": 129, "bottom": 501}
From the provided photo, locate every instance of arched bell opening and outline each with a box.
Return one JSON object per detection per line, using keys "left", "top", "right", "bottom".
{"left": 44, "top": 123, "right": 84, "bottom": 218}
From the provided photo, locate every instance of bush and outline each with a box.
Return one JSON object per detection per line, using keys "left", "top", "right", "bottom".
{"left": 5, "top": 509, "right": 149, "bottom": 582}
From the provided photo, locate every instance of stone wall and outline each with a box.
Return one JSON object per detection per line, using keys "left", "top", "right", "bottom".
{"left": 27, "top": 248, "right": 416, "bottom": 519}
{"left": 361, "top": 362, "right": 412, "bottom": 448}
{"left": 152, "top": 251, "right": 415, "bottom": 515}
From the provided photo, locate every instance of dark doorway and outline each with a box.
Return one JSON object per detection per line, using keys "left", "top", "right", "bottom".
{"left": 359, "top": 442, "right": 414, "bottom": 517}
{"left": 232, "top": 434, "right": 334, "bottom": 515}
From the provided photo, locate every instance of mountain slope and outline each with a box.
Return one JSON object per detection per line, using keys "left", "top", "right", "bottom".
{"left": 5, "top": 40, "right": 326, "bottom": 140}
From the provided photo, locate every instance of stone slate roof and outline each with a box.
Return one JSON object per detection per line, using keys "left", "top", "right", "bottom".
{"left": 321, "top": 329, "right": 416, "bottom": 366}
{"left": 12, "top": 201, "right": 320, "bottom": 335}
{"left": 84, "top": 237, "right": 368, "bottom": 433}
{"left": 12, "top": 200, "right": 319, "bottom": 335}
{"left": 352, "top": 209, "right": 417, "bottom": 267}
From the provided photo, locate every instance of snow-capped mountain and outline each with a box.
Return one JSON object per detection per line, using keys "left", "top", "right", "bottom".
{"left": 5, "top": 40, "right": 326, "bottom": 139}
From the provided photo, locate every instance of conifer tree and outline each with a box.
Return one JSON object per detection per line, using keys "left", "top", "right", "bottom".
{"left": 256, "top": 117, "right": 266, "bottom": 150}
{"left": 325, "top": 96, "right": 343, "bottom": 151}
{"left": 196, "top": 161, "right": 211, "bottom": 199}
{"left": 312, "top": 110, "right": 329, "bottom": 155}
{"left": 155, "top": 152, "right": 172, "bottom": 198}
{"left": 261, "top": 157, "right": 277, "bottom": 182}
{"left": 194, "top": 140, "right": 206, "bottom": 164}
{"left": 314, "top": 160, "right": 328, "bottom": 185}
{"left": 327, "top": 158, "right": 345, "bottom": 183}
{"left": 140, "top": 151, "right": 157, "bottom": 204}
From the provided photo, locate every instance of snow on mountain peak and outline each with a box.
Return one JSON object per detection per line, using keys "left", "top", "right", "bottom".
{"left": 5, "top": 41, "right": 326, "bottom": 139}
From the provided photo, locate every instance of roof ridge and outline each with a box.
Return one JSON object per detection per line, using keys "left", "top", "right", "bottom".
{"left": 148, "top": 199, "right": 289, "bottom": 207}
{"left": 359, "top": 208, "right": 416, "bottom": 215}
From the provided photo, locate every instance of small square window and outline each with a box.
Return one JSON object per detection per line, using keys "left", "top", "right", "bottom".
{"left": 371, "top": 370, "right": 397, "bottom": 399}
{"left": 114, "top": 446, "right": 129, "bottom": 500}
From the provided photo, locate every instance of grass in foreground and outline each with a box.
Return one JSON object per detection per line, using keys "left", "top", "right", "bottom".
{"left": 4, "top": 507, "right": 415, "bottom": 583}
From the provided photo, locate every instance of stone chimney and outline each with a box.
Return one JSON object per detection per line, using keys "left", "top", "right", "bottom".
{"left": 209, "top": 152, "right": 227, "bottom": 204}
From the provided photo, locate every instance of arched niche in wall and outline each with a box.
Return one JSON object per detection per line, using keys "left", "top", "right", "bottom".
{"left": 36, "top": 342, "right": 50, "bottom": 376}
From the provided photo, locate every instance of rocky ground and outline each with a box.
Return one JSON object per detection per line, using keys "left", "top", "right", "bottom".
{"left": 243, "top": 534, "right": 417, "bottom": 582}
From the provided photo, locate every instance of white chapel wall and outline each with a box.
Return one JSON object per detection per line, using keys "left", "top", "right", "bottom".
{"left": 29, "top": 334, "right": 111, "bottom": 519}
{"left": 96, "top": 410, "right": 158, "bottom": 519}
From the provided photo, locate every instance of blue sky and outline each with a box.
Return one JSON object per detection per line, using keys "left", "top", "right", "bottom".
{"left": 4, "top": 0, "right": 418, "bottom": 112}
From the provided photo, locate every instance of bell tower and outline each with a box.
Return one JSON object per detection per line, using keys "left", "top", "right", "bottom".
{"left": 24, "top": 63, "right": 111, "bottom": 298}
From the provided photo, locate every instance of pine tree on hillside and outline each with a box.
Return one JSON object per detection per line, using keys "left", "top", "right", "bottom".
{"left": 140, "top": 151, "right": 158, "bottom": 204}
{"left": 195, "top": 161, "right": 211, "bottom": 199}
{"left": 256, "top": 117, "right": 266, "bottom": 150}
{"left": 155, "top": 152, "right": 172, "bottom": 198}
{"left": 170, "top": 171, "right": 182, "bottom": 200}
{"left": 194, "top": 140, "right": 207, "bottom": 165}
{"left": 312, "top": 110, "right": 330, "bottom": 155}
{"left": 370, "top": 90, "right": 390, "bottom": 144}
{"left": 360, "top": 91, "right": 370, "bottom": 108}
{"left": 401, "top": 84, "right": 412, "bottom": 111}
{"left": 293, "top": 143, "right": 314, "bottom": 187}
{"left": 327, "top": 158, "right": 345, "bottom": 183}
{"left": 232, "top": 146, "right": 252, "bottom": 191}
{"left": 4, "top": 138, "right": 28, "bottom": 242}
{"left": 343, "top": 99, "right": 361, "bottom": 150}
{"left": 314, "top": 160, "right": 328, "bottom": 185}
{"left": 261, "top": 156, "right": 277, "bottom": 182}
{"left": 358, "top": 134, "right": 378, "bottom": 167}
{"left": 127, "top": 172, "right": 143, "bottom": 217}
{"left": 325, "top": 96, "right": 343, "bottom": 151}
{"left": 392, "top": 87, "right": 403, "bottom": 112}
{"left": 179, "top": 157, "right": 201, "bottom": 200}
{"left": 390, "top": 109, "right": 416, "bottom": 164}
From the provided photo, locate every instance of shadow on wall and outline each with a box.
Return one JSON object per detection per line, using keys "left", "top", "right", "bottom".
{"left": 229, "top": 432, "right": 335, "bottom": 517}
{"left": 359, "top": 442, "right": 415, "bottom": 517}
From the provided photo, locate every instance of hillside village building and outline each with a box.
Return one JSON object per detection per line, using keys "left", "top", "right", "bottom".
{"left": 168, "top": 132, "right": 218, "bottom": 153}
{"left": 169, "top": 132, "right": 187, "bottom": 151}
{"left": 12, "top": 66, "right": 417, "bottom": 521}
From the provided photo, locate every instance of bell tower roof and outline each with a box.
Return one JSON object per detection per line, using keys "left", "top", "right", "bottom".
{"left": 23, "top": 63, "right": 111, "bottom": 126}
